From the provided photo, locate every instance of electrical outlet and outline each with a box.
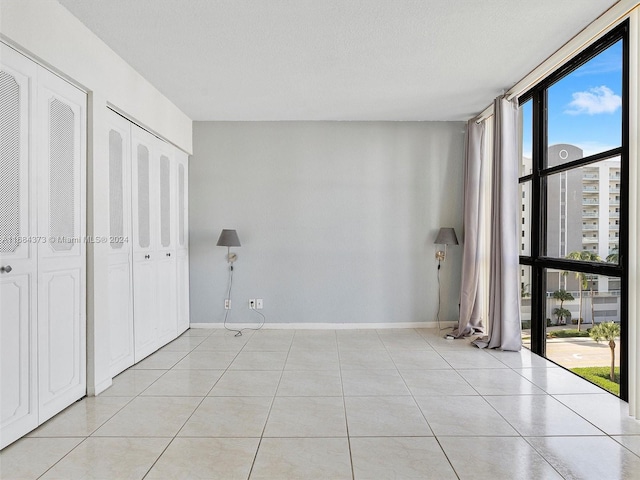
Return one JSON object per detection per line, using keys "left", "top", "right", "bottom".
{"left": 224, "top": 299, "right": 231, "bottom": 310}
{"left": 256, "top": 299, "right": 263, "bottom": 309}
{"left": 249, "top": 299, "right": 256, "bottom": 309}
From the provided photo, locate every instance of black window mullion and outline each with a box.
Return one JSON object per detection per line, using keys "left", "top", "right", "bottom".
{"left": 619, "top": 22, "right": 630, "bottom": 400}
{"left": 530, "top": 89, "right": 546, "bottom": 355}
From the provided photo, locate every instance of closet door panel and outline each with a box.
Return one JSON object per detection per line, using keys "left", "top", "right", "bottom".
{"left": 106, "top": 111, "right": 134, "bottom": 375}
{"left": 132, "top": 256, "right": 157, "bottom": 360}
{"left": 176, "top": 151, "right": 189, "bottom": 334}
{"left": 0, "top": 46, "right": 39, "bottom": 449}
{"left": 155, "top": 145, "right": 177, "bottom": 343}
{"left": 35, "top": 67, "right": 86, "bottom": 423}
{"left": 131, "top": 125, "right": 159, "bottom": 360}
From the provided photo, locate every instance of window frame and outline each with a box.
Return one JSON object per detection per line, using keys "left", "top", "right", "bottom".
{"left": 518, "top": 21, "right": 629, "bottom": 400}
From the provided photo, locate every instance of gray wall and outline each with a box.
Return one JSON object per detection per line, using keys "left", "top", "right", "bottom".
{"left": 190, "top": 121, "right": 465, "bottom": 326}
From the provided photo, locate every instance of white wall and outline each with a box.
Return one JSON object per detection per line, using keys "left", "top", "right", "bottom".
{"left": 191, "top": 121, "right": 465, "bottom": 327}
{"left": 0, "top": 0, "right": 193, "bottom": 394}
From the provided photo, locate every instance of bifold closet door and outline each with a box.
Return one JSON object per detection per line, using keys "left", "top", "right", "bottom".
{"left": 131, "top": 125, "right": 159, "bottom": 362}
{"left": 0, "top": 45, "right": 39, "bottom": 449}
{"left": 176, "top": 151, "right": 190, "bottom": 334}
{"left": 107, "top": 110, "right": 134, "bottom": 376}
{"left": 36, "top": 65, "right": 86, "bottom": 423}
{"left": 1, "top": 45, "right": 86, "bottom": 445}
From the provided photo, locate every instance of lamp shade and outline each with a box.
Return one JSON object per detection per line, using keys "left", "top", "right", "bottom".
{"left": 216, "top": 229, "right": 241, "bottom": 247}
{"left": 434, "top": 227, "right": 458, "bottom": 245}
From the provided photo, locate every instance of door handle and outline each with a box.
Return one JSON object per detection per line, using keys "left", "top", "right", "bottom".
{"left": 144, "top": 254, "right": 150, "bottom": 259}
{"left": 0, "top": 265, "right": 12, "bottom": 273}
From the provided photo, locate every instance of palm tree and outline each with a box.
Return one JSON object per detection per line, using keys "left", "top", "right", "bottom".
{"left": 565, "top": 250, "right": 601, "bottom": 331}
{"left": 552, "top": 307, "right": 571, "bottom": 325}
{"left": 552, "top": 289, "right": 574, "bottom": 325}
{"left": 606, "top": 247, "right": 619, "bottom": 264}
{"left": 589, "top": 322, "right": 620, "bottom": 381}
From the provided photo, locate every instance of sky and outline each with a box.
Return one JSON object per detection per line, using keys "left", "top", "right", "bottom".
{"left": 521, "top": 39, "right": 622, "bottom": 160}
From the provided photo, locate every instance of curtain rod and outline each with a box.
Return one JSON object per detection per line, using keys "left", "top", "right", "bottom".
{"left": 472, "top": 0, "right": 638, "bottom": 126}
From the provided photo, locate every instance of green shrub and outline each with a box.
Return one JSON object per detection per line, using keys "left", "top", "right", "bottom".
{"left": 546, "top": 329, "right": 590, "bottom": 338}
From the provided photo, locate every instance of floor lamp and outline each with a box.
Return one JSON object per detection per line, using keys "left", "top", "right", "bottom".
{"left": 434, "top": 227, "right": 459, "bottom": 334}
{"left": 217, "top": 229, "right": 242, "bottom": 335}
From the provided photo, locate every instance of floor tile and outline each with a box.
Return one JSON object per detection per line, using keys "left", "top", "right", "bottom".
{"left": 345, "top": 396, "right": 432, "bottom": 437}
{"left": 264, "top": 396, "right": 347, "bottom": 437}
{"left": 277, "top": 369, "right": 343, "bottom": 396}
{"left": 178, "top": 396, "right": 272, "bottom": 437}
{"left": 553, "top": 393, "right": 640, "bottom": 435}
{"left": 341, "top": 369, "right": 410, "bottom": 396}
{"left": 415, "top": 395, "right": 518, "bottom": 436}
{"left": 158, "top": 336, "right": 206, "bottom": 352}
{"left": 180, "top": 328, "right": 215, "bottom": 337}
{"left": 93, "top": 396, "right": 201, "bottom": 437}
{"left": 39, "top": 437, "right": 170, "bottom": 480}
{"left": 485, "top": 395, "right": 604, "bottom": 436}
{"left": 379, "top": 332, "right": 433, "bottom": 352}
{"left": 285, "top": 349, "right": 340, "bottom": 370}
{"left": 400, "top": 369, "right": 477, "bottom": 396}
{"left": 146, "top": 437, "right": 259, "bottom": 480}
{"left": 250, "top": 437, "right": 351, "bottom": 480}
{"left": 140, "top": 369, "right": 224, "bottom": 396}
{"left": 229, "top": 351, "right": 288, "bottom": 370}
{"left": 29, "top": 396, "right": 131, "bottom": 437}
{"left": 438, "top": 436, "right": 562, "bottom": 479}
{"left": 291, "top": 330, "right": 337, "bottom": 350}
{"left": 209, "top": 370, "right": 282, "bottom": 396}
{"left": 0, "top": 437, "right": 84, "bottom": 480}
{"left": 172, "top": 350, "right": 238, "bottom": 370}
{"left": 438, "top": 350, "right": 507, "bottom": 369}
{"left": 457, "top": 368, "right": 546, "bottom": 395}
{"left": 339, "top": 350, "right": 396, "bottom": 370}
{"left": 243, "top": 335, "right": 293, "bottom": 352}
{"left": 132, "top": 351, "right": 188, "bottom": 370}
{"left": 487, "top": 348, "right": 557, "bottom": 368}
{"left": 337, "top": 332, "right": 386, "bottom": 351}
{"left": 611, "top": 435, "right": 640, "bottom": 456}
{"left": 526, "top": 436, "right": 640, "bottom": 480}
{"left": 517, "top": 367, "right": 606, "bottom": 395}
{"left": 389, "top": 350, "right": 451, "bottom": 371}
{"left": 194, "top": 333, "right": 251, "bottom": 352}
{"left": 99, "top": 369, "right": 166, "bottom": 397}
{"left": 351, "top": 437, "right": 457, "bottom": 479}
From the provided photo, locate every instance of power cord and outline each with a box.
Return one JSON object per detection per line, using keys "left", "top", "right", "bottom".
{"left": 222, "top": 264, "right": 266, "bottom": 336}
{"left": 436, "top": 260, "right": 453, "bottom": 332}
{"left": 223, "top": 264, "right": 241, "bottom": 336}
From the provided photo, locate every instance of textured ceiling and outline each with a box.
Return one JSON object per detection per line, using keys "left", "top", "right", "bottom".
{"left": 58, "top": 0, "right": 617, "bottom": 121}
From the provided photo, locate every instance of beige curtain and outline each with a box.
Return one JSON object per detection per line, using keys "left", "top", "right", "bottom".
{"left": 453, "top": 119, "right": 486, "bottom": 338}
{"left": 474, "top": 96, "right": 522, "bottom": 351}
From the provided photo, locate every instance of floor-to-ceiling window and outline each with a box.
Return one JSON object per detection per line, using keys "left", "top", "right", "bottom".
{"left": 519, "top": 21, "right": 629, "bottom": 399}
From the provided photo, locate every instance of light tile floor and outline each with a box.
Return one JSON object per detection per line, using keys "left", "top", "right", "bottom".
{"left": 2, "top": 328, "right": 640, "bottom": 479}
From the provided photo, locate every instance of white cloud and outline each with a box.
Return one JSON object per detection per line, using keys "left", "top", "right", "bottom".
{"left": 564, "top": 86, "right": 621, "bottom": 115}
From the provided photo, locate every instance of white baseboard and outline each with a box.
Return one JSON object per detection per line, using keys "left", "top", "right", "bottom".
{"left": 189, "top": 321, "right": 457, "bottom": 330}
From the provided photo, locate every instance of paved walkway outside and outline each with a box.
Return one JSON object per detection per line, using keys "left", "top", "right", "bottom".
{"left": 522, "top": 329, "right": 619, "bottom": 369}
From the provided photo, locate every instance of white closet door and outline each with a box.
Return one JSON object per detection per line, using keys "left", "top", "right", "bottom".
{"left": 35, "top": 66, "right": 86, "bottom": 423}
{"left": 155, "top": 143, "right": 177, "bottom": 344}
{"left": 0, "top": 45, "right": 39, "bottom": 450}
{"left": 175, "top": 150, "right": 190, "bottom": 334}
{"left": 106, "top": 110, "right": 134, "bottom": 376}
{"left": 131, "top": 125, "right": 158, "bottom": 361}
